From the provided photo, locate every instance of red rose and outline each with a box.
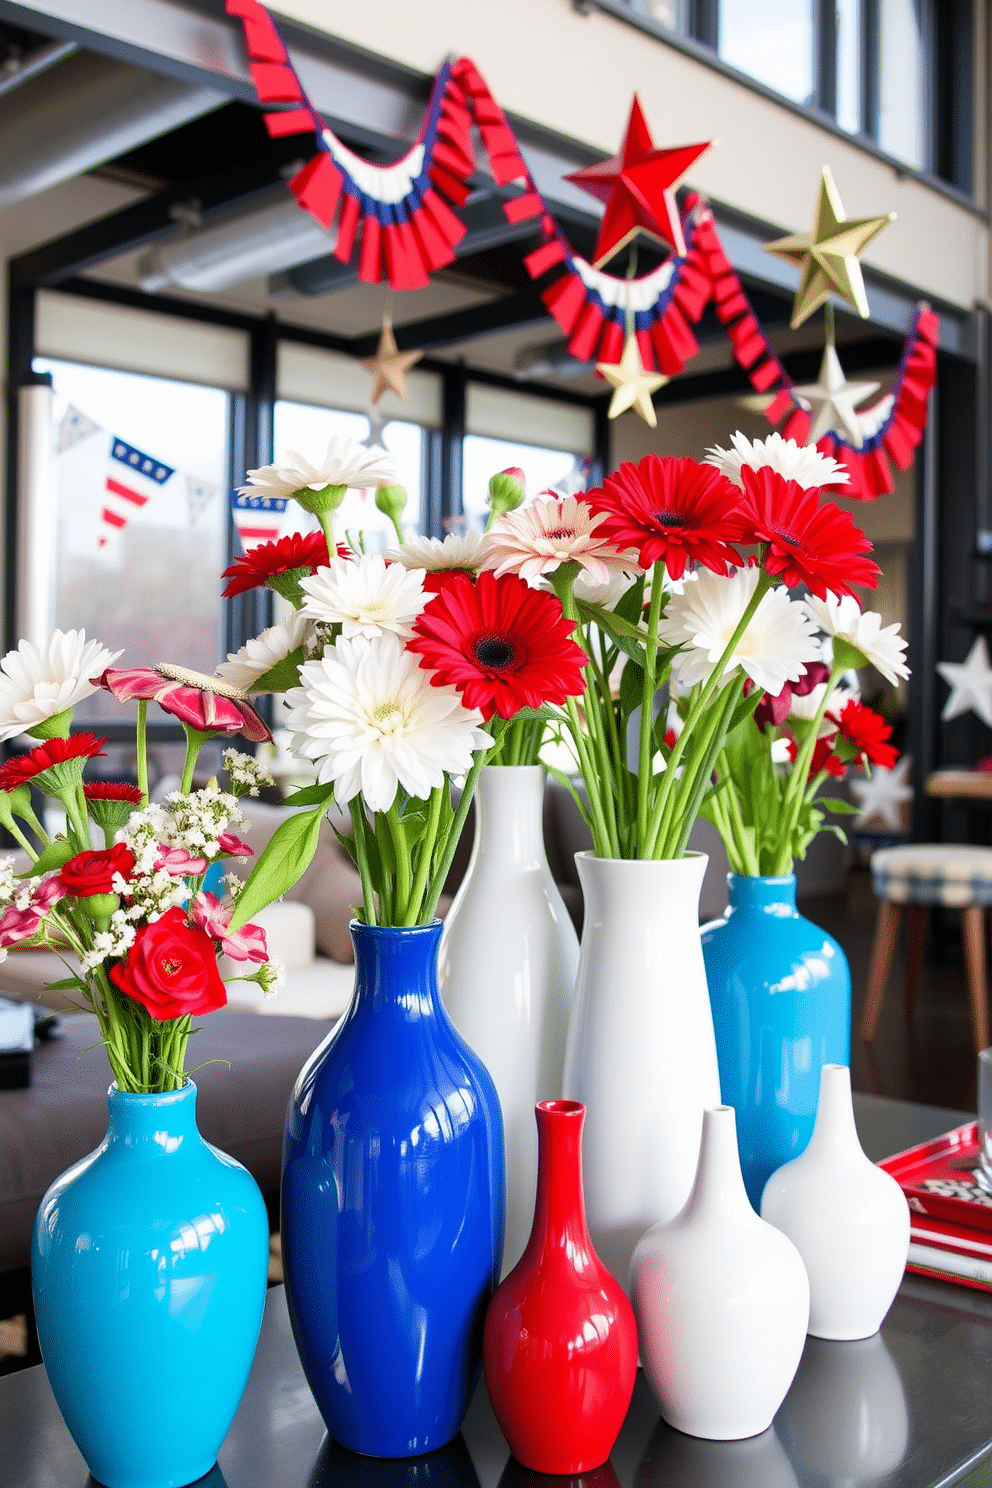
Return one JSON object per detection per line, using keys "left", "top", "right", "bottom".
{"left": 61, "top": 843, "right": 135, "bottom": 897}
{"left": 109, "top": 907, "right": 228, "bottom": 1021}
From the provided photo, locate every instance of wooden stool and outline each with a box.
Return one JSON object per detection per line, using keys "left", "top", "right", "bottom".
{"left": 861, "top": 844, "right": 992, "bottom": 1051}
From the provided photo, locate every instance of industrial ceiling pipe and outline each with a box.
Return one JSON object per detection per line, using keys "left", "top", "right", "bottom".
{"left": 0, "top": 49, "right": 225, "bottom": 208}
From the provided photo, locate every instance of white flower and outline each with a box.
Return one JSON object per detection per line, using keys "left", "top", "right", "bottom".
{"left": 705, "top": 431, "right": 849, "bottom": 490}
{"left": 770, "top": 736, "right": 794, "bottom": 764}
{"left": 788, "top": 678, "right": 859, "bottom": 736}
{"left": 803, "top": 591, "right": 910, "bottom": 686}
{"left": 215, "top": 611, "right": 312, "bottom": 694}
{"left": 223, "top": 748, "right": 275, "bottom": 797}
{"left": 572, "top": 568, "right": 637, "bottom": 608}
{"left": 481, "top": 495, "right": 637, "bottom": 586}
{"left": 239, "top": 436, "right": 398, "bottom": 501}
{"left": 660, "top": 566, "right": 820, "bottom": 693}
{"left": 285, "top": 633, "right": 489, "bottom": 814}
{"left": 388, "top": 532, "right": 488, "bottom": 575}
{"left": 0, "top": 629, "right": 124, "bottom": 743}
{"left": 300, "top": 554, "right": 427, "bottom": 641}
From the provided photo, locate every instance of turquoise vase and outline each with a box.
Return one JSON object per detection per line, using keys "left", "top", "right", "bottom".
{"left": 701, "top": 874, "right": 851, "bottom": 1209}
{"left": 282, "top": 919, "right": 505, "bottom": 1458}
{"left": 31, "top": 1081, "right": 269, "bottom": 1488}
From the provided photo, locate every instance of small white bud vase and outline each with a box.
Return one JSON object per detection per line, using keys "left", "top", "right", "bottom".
{"left": 760, "top": 1063, "right": 910, "bottom": 1340}
{"left": 629, "top": 1105, "right": 810, "bottom": 1441}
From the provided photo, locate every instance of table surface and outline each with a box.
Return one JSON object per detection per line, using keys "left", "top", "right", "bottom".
{"left": 1, "top": 1094, "right": 988, "bottom": 1488}
{"left": 925, "top": 769, "right": 992, "bottom": 801}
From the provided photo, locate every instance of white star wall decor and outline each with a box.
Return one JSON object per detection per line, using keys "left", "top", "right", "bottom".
{"left": 937, "top": 636, "right": 992, "bottom": 729}
{"left": 851, "top": 756, "right": 913, "bottom": 829}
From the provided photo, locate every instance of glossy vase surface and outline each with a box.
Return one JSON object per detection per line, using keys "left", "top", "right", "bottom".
{"left": 440, "top": 765, "right": 578, "bottom": 1276}
{"left": 483, "top": 1100, "right": 638, "bottom": 1474}
{"left": 563, "top": 851, "right": 721, "bottom": 1290}
{"left": 630, "top": 1105, "right": 810, "bottom": 1441}
{"left": 31, "top": 1081, "right": 268, "bottom": 1488}
{"left": 702, "top": 873, "right": 851, "bottom": 1209}
{"left": 282, "top": 919, "right": 505, "bottom": 1458}
{"left": 761, "top": 1063, "right": 910, "bottom": 1339}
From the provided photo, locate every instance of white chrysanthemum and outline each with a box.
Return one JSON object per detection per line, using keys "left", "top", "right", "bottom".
{"left": 0, "top": 629, "right": 124, "bottom": 743}
{"left": 705, "top": 431, "right": 849, "bottom": 490}
{"left": 660, "top": 566, "right": 820, "bottom": 693}
{"left": 239, "top": 436, "right": 398, "bottom": 501}
{"left": 215, "top": 610, "right": 312, "bottom": 694}
{"left": 284, "top": 633, "right": 489, "bottom": 814}
{"left": 572, "top": 568, "right": 637, "bottom": 608}
{"left": 300, "top": 554, "right": 427, "bottom": 641}
{"left": 803, "top": 590, "right": 910, "bottom": 686}
{"left": 481, "top": 495, "right": 637, "bottom": 586}
{"left": 388, "top": 532, "right": 489, "bottom": 575}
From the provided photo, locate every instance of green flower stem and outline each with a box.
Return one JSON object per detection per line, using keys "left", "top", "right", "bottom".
{"left": 423, "top": 744, "right": 494, "bottom": 921}
{"left": 4, "top": 816, "right": 39, "bottom": 859}
{"left": 316, "top": 507, "right": 338, "bottom": 550}
{"left": 349, "top": 799, "right": 378, "bottom": 926}
{"left": 403, "top": 784, "right": 445, "bottom": 926}
{"left": 58, "top": 787, "right": 90, "bottom": 849}
{"left": 136, "top": 701, "right": 149, "bottom": 804}
{"left": 723, "top": 755, "right": 761, "bottom": 876}
{"left": 770, "top": 660, "right": 846, "bottom": 876}
{"left": 386, "top": 805, "right": 412, "bottom": 921}
{"left": 637, "top": 560, "right": 666, "bottom": 852}
{"left": 12, "top": 799, "right": 49, "bottom": 850}
{"left": 552, "top": 575, "right": 619, "bottom": 859}
{"left": 666, "top": 679, "right": 743, "bottom": 859}
{"left": 179, "top": 725, "right": 213, "bottom": 795}
{"left": 652, "top": 674, "right": 739, "bottom": 859}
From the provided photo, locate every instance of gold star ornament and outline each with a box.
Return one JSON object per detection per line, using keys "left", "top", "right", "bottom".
{"left": 597, "top": 333, "right": 668, "bottom": 426}
{"left": 363, "top": 315, "right": 423, "bottom": 405}
{"left": 764, "top": 166, "right": 895, "bottom": 329}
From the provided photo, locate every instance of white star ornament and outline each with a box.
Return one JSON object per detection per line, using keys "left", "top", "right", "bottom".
{"left": 850, "top": 755, "right": 913, "bottom": 829}
{"left": 937, "top": 637, "right": 992, "bottom": 729}
{"left": 792, "top": 343, "right": 880, "bottom": 447}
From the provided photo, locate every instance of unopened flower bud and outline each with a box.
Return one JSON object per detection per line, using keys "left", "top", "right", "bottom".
{"left": 488, "top": 467, "right": 525, "bottom": 519}
{"left": 375, "top": 483, "right": 408, "bottom": 523}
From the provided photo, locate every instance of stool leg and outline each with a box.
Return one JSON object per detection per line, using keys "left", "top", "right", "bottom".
{"left": 905, "top": 904, "right": 928, "bottom": 1022}
{"left": 960, "top": 905, "right": 991, "bottom": 1052}
{"left": 862, "top": 900, "right": 902, "bottom": 1042}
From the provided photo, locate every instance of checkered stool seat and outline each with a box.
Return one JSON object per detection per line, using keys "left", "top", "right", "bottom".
{"left": 871, "top": 844, "right": 992, "bottom": 908}
{"left": 862, "top": 843, "right": 992, "bottom": 1052}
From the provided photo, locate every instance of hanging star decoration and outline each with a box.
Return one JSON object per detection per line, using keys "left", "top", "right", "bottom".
{"left": 566, "top": 96, "right": 713, "bottom": 267}
{"left": 792, "top": 339, "right": 881, "bottom": 447}
{"left": 363, "top": 314, "right": 423, "bottom": 405}
{"left": 850, "top": 755, "right": 913, "bottom": 830}
{"left": 362, "top": 407, "right": 388, "bottom": 449}
{"left": 938, "top": 636, "right": 992, "bottom": 729}
{"left": 764, "top": 166, "right": 896, "bottom": 329}
{"left": 596, "top": 332, "right": 667, "bottom": 426}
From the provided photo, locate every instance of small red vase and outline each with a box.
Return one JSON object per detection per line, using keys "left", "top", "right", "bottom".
{"left": 483, "top": 1100, "right": 638, "bottom": 1474}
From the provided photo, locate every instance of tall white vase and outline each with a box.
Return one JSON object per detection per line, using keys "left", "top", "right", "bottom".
{"left": 439, "top": 765, "right": 579, "bottom": 1274}
{"left": 563, "top": 851, "right": 722, "bottom": 1290}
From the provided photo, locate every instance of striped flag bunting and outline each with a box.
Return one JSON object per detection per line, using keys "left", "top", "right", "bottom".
{"left": 231, "top": 489, "right": 287, "bottom": 550}
{"left": 99, "top": 438, "right": 175, "bottom": 548}
{"left": 56, "top": 403, "right": 101, "bottom": 455}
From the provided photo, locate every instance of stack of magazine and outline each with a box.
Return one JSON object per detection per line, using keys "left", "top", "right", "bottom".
{"left": 880, "top": 1123, "right": 992, "bottom": 1293}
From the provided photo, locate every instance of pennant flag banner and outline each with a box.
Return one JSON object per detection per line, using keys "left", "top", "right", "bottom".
{"left": 99, "top": 438, "right": 175, "bottom": 548}
{"left": 227, "top": 1, "right": 941, "bottom": 499}
{"left": 231, "top": 489, "right": 287, "bottom": 549}
{"left": 186, "top": 474, "right": 221, "bottom": 525}
{"left": 56, "top": 403, "right": 101, "bottom": 455}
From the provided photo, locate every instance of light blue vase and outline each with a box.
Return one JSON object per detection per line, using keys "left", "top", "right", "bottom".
{"left": 701, "top": 874, "right": 851, "bottom": 1209}
{"left": 32, "top": 1081, "right": 269, "bottom": 1488}
{"left": 282, "top": 918, "right": 505, "bottom": 1458}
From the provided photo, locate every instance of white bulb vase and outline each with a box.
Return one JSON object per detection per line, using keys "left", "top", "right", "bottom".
{"left": 761, "top": 1063, "right": 910, "bottom": 1340}
{"left": 563, "top": 851, "right": 721, "bottom": 1289}
{"left": 630, "top": 1105, "right": 810, "bottom": 1441}
{"left": 439, "top": 764, "right": 578, "bottom": 1275}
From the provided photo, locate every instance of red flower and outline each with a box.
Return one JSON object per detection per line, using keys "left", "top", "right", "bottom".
{"left": 0, "top": 733, "right": 106, "bottom": 793}
{"left": 831, "top": 699, "right": 899, "bottom": 769}
{"left": 752, "top": 661, "right": 832, "bottom": 731}
{"left": 409, "top": 571, "right": 588, "bottom": 721}
{"left": 584, "top": 455, "right": 742, "bottom": 578}
{"left": 788, "top": 736, "right": 846, "bottom": 779}
{"left": 0, "top": 905, "right": 40, "bottom": 947}
{"left": 61, "top": 843, "right": 135, "bottom": 897}
{"left": 221, "top": 532, "right": 349, "bottom": 597}
{"left": 83, "top": 782, "right": 142, "bottom": 805}
{"left": 109, "top": 906, "right": 228, "bottom": 1021}
{"left": 731, "top": 467, "right": 879, "bottom": 599}
{"left": 97, "top": 667, "right": 271, "bottom": 743}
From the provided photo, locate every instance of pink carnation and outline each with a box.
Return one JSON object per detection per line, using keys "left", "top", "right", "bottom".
{"left": 0, "top": 905, "right": 40, "bottom": 948}
{"left": 191, "top": 890, "right": 268, "bottom": 963}
{"left": 32, "top": 876, "right": 67, "bottom": 911}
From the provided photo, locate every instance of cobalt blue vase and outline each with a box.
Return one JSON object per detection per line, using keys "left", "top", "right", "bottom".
{"left": 701, "top": 874, "right": 851, "bottom": 1209}
{"left": 282, "top": 918, "right": 505, "bottom": 1458}
{"left": 31, "top": 1081, "right": 269, "bottom": 1488}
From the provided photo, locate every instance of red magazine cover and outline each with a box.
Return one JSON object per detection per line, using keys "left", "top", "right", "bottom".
{"left": 880, "top": 1123, "right": 992, "bottom": 1293}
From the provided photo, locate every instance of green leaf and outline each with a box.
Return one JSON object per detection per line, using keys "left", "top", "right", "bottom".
{"left": 817, "top": 796, "right": 860, "bottom": 815}
{"left": 618, "top": 658, "right": 645, "bottom": 723}
{"left": 44, "top": 976, "right": 87, "bottom": 992}
{"left": 228, "top": 805, "right": 326, "bottom": 930}
{"left": 613, "top": 573, "right": 646, "bottom": 625}
{"left": 249, "top": 646, "right": 306, "bottom": 695}
{"left": 282, "top": 781, "right": 337, "bottom": 809}
{"left": 21, "top": 837, "right": 76, "bottom": 876}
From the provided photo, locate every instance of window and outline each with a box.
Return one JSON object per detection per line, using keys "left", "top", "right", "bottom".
{"left": 462, "top": 438, "right": 584, "bottom": 528}
{"left": 717, "top": 0, "right": 816, "bottom": 108}
{"left": 462, "top": 385, "right": 594, "bottom": 527}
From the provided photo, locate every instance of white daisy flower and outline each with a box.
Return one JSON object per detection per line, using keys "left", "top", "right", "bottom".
{"left": 481, "top": 495, "right": 637, "bottom": 586}
{"left": 215, "top": 610, "right": 312, "bottom": 694}
{"left": 0, "top": 629, "right": 124, "bottom": 742}
{"left": 239, "top": 436, "right": 398, "bottom": 502}
{"left": 300, "top": 554, "right": 427, "bottom": 641}
{"left": 388, "top": 532, "right": 489, "bottom": 576}
{"left": 572, "top": 567, "right": 637, "bottom": 608}
{"left": 285, "top": 633, "right": 489, "bottom": 814}
{"left": 788, "top": 678, "right": 859, "bottom": 736}
{"left": 705, "top": 431, "right": 849, "bottom": 490}
{"left": 660, "top": 566, "right": 820, "bottom": 694}
{"left": 803, "top": 591, "right": 910, "bottom": 685}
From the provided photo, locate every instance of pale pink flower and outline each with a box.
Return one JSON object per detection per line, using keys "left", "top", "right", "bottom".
{"left": 155, "top": 846, "right": 209, "bottom": 876}
{"left": 192, "top": 891, "right": 268, "bottom": 963}
{"left": 32, "top": 876, "right": 66, "bottom": 911}
{"left": 481, "top": 494, "right": 637, "bottom": 586}
{"left": 217, "top": 832, "right": 253, "bottom": 858}
{"left": 0, "top": 905, "right": 40, "bottom": 947}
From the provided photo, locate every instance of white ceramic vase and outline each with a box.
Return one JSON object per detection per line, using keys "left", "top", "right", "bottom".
{"left": 439, "top": 764, "right": 578, "bottom": 1274}
{"left": 630, "top": 1105, "right": 810, "bottom": 1441}
{"left": 760, "top": 1063, "right": 910, "bottom": 1340}
{"left": 562, "top": 851, "right": 721, "bottom": 1289}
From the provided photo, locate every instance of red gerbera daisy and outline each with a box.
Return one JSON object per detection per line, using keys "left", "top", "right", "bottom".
{"left": 97, "top": 666, "right": 271, "bottom": 743}
{"left": 84, "top": 780, "right": 144, "bottom": 834}
{"left": 732, "top": 466, "right": 879, "bottom": 599}
{"left": 221, "top": 532, "right": 348, "bottom": 599}
{"left": 830, "top": 699, "right": 899, "bottom": 769}
{"left": 788, "top": 736, "right": 845, "bottom": 779}
{"left": 408, "top": 571, "right": 588, "bottom": 721}
{"left": 0, "top": 733, "right": 106, "bottom": 794}
{"left": 584, "top": 455, "right": 742, "bottom": 578}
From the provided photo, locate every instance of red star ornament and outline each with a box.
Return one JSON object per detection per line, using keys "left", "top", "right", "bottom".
{"left": 566, "top": 96, "right": 713, "bottom": 267}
